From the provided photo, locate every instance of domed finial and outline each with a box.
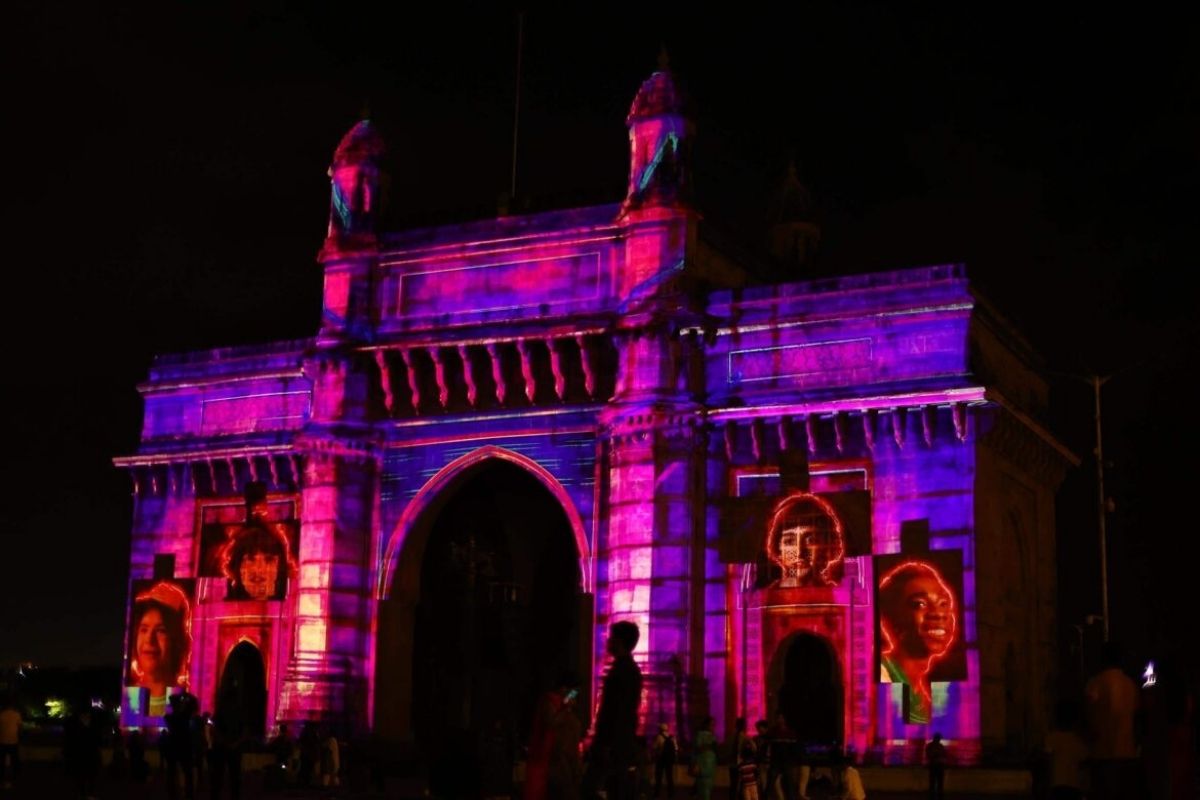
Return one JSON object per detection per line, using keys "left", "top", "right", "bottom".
{"left": 767, "top": 155, "right": 820, "bottom": 271}
{"left": 657, "top": 44, "right": 670, "bottom": 72}
{"left": 619, "top": 62, "right": 693, "bottom": 218}
{"left": 326, "top": 120, "right": 386, "bottom": 245}
{"left": 771, "top": 157, "right": 811, "bottom": 222}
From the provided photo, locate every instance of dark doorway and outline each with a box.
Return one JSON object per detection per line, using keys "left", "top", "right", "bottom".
{"left": 767, "top": 632, "right": 843, "bottom": 750}
{"left": 406, "top": 460, "right": 583, "bottom": 753}
{"left": 217, "top": 641, "right": 267, "bottom": 739}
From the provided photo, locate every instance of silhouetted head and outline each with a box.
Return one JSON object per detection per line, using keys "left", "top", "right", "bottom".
{"left": 608, "top": 620, "right": 640, "bottom": 656}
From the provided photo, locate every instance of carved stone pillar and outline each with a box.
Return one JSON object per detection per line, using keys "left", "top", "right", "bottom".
{"left": 277, "top": 448, "right": 375, "bottom": 734}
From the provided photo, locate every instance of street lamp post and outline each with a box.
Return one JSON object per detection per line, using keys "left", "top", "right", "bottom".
{"left": 1091, "top": 374, "right": 1111, "bottom": 642}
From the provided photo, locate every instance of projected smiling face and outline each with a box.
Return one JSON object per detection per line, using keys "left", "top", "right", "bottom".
{"left": 891, "top": 572, "right": 955, "bottom": 658}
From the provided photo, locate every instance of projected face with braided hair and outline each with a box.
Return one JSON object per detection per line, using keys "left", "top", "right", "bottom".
{"left": 765, "top": 493, "right": 845, "bottom": 588}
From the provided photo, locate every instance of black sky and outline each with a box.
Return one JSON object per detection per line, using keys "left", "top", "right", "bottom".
{"left": 6, "top": 6, "right": 1198, "bottom": 675}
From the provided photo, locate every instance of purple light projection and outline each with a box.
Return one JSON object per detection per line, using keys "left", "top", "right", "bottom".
{"left": 110, "top": 62, "right": 1074, "bottom": 765}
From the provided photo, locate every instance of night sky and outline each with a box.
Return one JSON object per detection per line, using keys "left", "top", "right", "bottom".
{"left": 7, "top": 6, "right": 1197, "bottom": 682}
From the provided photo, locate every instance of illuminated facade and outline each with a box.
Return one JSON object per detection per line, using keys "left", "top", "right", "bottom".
{"left": 115, "top": 66, "right": 1074, "bottom": 762}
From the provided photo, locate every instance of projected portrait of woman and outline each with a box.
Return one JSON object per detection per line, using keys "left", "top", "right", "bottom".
{"left": 765, "top": 493, "right": 846, "bottom": 588}
{"left": 220, "top": 520, "right": 296, "bottom": 601}
{"left": 127, "top": 581, "right": 192, "bottom": 717}
{"left": 878, "top": 560, "right": 958, "bottom": 724}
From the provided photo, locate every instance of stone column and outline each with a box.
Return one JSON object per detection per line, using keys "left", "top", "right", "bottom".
{"left": 277, "top": 447, "right": 375, "bottom": 734}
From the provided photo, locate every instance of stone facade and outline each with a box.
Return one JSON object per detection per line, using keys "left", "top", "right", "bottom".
{"left": 115, "top": 67, "right": 1073, "bottom": 763}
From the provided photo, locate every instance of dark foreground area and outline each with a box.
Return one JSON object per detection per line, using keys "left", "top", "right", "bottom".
{"left": 0, "top": 756, "right": 1035, "bottom": 800}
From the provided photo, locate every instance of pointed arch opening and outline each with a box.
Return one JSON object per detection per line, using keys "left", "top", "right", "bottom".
{"left": 217, "top": 640, "right": 268, "bottom": 740}
{"left": 766, "top": 631, "right": 844, "bottom": 751}
{"left": 373, "top": 449, "right": 592, "bottom": 756}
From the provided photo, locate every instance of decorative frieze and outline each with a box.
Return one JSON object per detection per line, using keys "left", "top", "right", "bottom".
{"left": 114, "top": 451, "right": 305, "bottom": 497}
{"left": 368, "top": 333, "right": 615, "bottom": 417}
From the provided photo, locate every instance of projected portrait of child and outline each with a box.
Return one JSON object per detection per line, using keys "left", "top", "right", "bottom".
{"left": 878, "top": 560, "right": 958, "bottom": 724}
{"left": 220, "top": 519, "right": 296, "bottom": 601}
{"left": 765, "top": 493, "right": 845, "bottom": 588}
{"left": 127, "top": 580, "right": 193, "bottom": 718}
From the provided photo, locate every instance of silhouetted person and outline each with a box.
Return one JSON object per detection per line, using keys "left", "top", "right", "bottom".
{"left": 729, "top": 718, "right": 752, "bottom": 800}
{"left": 319, "top": 724, "right": 340, "bottom": 788}
{"left": 751, "top": 720, "right": 771, "bottom": 800}
{"left": 652, "top": 722, "right": 677, "bottom": 799}
{"left": 65, "top": 710, "right": 102, "bottom": 800}
{"left": 692, "top": 716, "right": 718, "bottom": 800}
{"left": 1085, "top": 642, "right": 1139, "bottom": 800}
{"left": 108, "top": 729, "right": 129, "bottom": 781}
{"left": 586, "top": 621, "right": 643, "bottom": 800}
{"left": 209, "top": 687, "right": 250, "bottom": 800}
{"left": 165, "top": 692, "right": 197, "bottom": 800}
{"left": 0, "top": 694, "right": 21, "bottom": 789}
{"left": 924, "top": 732, "right": 947, "bottom": 800}
{"left": 831, "top": 751, "right": 866, "bottom": 800}
{"left": 128, "top": 729, "right": 149, "bottom": 783}
{"left": 298, "top": 721, "right": 319, "bottom": 788}
{"left": 529, "top": 674, "right": 585, "bottom": 800}
{"left": 191, "top": 710, "right": 209, "bottom": 791}
{"left": 765, "top": 713, "right": 795, "bottom": 800}
{"left": 735, "top": 742, "right": 759, "bottom": 800}
{"left": 266, "top": 723, "right": 294, "bottom": 791}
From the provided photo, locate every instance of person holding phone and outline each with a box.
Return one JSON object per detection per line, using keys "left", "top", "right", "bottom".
{"left": 526, "top": 672, "right": 583, "bottom": 800}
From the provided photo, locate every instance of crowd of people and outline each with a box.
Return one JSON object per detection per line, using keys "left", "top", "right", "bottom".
{"left": 2, "top": 629, "right": 1195, "bottom": 800}
{"left": 517, "top": 620, "right": 871, "bottom": 800}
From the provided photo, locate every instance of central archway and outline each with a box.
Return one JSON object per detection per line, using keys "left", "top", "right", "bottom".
{"left": 766, "top": 631, "right": 844, "bottom": 751}
{"left": 218, "top": 641, "right": 267, "bottom": 739}
{"left": 374, "top": 453, "right": 590, "bottom": 756}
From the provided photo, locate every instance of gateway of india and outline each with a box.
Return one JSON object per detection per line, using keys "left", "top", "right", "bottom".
{"left": 115, "top": 63, "right": 1075, "bottom": 764}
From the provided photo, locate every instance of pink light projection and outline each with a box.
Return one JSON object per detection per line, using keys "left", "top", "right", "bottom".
{"left": 764, "top": 492, "right": 846, "bottom": 587}
{"left": 110, "top": 59, "right": 1076, "bottom": 767}
{"left": 878, "top": 560, "right": 959, "bottom": 725}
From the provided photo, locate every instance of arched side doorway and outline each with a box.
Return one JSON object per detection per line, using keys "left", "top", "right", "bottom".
{"left": 765, "top": 632, "right": 844, "bottom": 751}
{"left": 217, "top": 640, "right": 268, "bottom": 739}
{"left": 375, "top": 452, "right": 591, "bottom": 754}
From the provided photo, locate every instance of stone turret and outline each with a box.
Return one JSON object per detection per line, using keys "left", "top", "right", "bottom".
{"left": 619, "top": 53, "right": 693, "bottom": 218}
{"left": 318, "top": 120, "right": 386, "bottom": 343}
{"left": 767, "top": 161, "right": 821, "bottom": 273}
{"left": 324, "top": 119, "right": 386, "bottom": 250}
